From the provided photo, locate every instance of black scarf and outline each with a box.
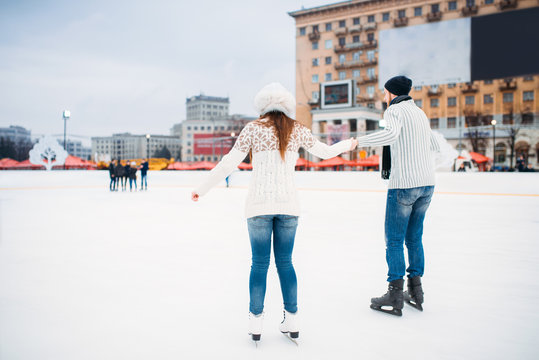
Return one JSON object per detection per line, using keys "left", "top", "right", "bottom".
{"left": 381, "top": 95, "right": 412, "bottom": 180}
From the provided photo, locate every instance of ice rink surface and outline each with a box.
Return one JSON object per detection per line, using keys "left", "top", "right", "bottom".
{"left": 1, "top": 170, "right": 538, "bottom": 360}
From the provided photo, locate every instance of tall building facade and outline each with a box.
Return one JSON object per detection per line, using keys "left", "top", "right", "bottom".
{"left": 91, "top": 133, "right": 182, "bottom": 162}
{"left": 186, "top": 94, "right": 230, "bottom": 121}
{"left": 56, "top": 138, "right": 92, "bottom": 160}
{"left": 289, "top": 0, "right": 539, "bottom": 168}
{"left": 0, "top": 125, "right": 31, "bottom": 143}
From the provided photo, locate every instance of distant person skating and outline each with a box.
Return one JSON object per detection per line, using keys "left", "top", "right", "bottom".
{"left": 129, "top": 161, "right": 138, "bottom": 191}
{"left": 191, "top": 83, "right": 357, "bottom": 344}
{"left": 355, "top": 75, "right": 440, "bottom": 316}
{"left": 517, "top": 155, "right": 526, "bottom": 172}
{"left": 140, "top": 159, "right": 149, "bottom": 190}
{"left": 114, "top": 161, "right": 125, "bottom": 192}
{"left": 109, "top": 160, "right": 116, "bottom": 191}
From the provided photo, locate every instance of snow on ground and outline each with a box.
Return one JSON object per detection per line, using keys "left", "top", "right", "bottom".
{"left": 0, "top": 170, "right": 538, "bottom": 360}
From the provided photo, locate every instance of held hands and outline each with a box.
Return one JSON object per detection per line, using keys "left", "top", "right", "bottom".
{"left": 191, "top": 191, "right": 200, "bottom": 202}
{"left": 349, "top": 138, "right": 358, "bottom": 150}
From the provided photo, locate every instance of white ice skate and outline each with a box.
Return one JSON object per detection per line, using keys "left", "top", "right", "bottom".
{"left": 279, "top": 310, "right": 299, "bottom": 345}
{"left": 248, "top": 312, "right": 264, "bottom": 344}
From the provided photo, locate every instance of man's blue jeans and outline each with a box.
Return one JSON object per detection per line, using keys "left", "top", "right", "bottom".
{"left": 247, "top": 215, "right": 298, "bottom": 315}
{"left": 385, "top": 186, "right": 434, "bottom": 282}
{"left": 141, "top": 174, "right": 147, "bottom": 189}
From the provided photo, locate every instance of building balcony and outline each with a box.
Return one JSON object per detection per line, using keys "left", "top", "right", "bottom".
{"left": 427, "top": 87, "right": 442, "bottom": 96}
{"left": 357, "top": 94, "right": 375, "bottom": 102}
{"left": 461, "top": 83, "right": 478, "bottom": 93}
{"left": 498, "top": 0, "right": 518, "bottom": 10}
{"left": 335, "top": 59, "right": 377, "bottom": 70}
{"left": 334, "top": 40, "right": 377, "bottom": 53}
{"left": 349, "top": 25, "right": 362, "bottom": 33}
{"left": 461, "top": 5, "right": 478, "bottom": 16}
{"left": 308, "top": 98, "right": 319, "bottom": 105}
{"left": 334, "top": 27, "right": 348, "bottom": 36}
{"left": 394, "top": 17, "right": 408, "bottom": 27}
{"left": 499, "top": 78, "right": 517, "bottom": 91}
{"left": 357, "top": 76, "right": 378, "bottom": 85}
{"left": 308, "top": 31, "right": 320, "bottom": 42}
{"left": 363, "top": 23, "right": 377, "bottom": 31}
{"left": 426, "top": 11, "right": 442, "bottom": 22}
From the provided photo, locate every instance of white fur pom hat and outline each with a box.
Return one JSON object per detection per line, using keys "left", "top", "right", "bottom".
{"left": 254, "top": 82, "right": 296, "bottom": 118}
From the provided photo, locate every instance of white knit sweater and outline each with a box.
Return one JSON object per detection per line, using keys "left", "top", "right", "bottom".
{"left": 356, "top": 99, "right": 440, "bottom": 189}
{"left": 195, "top": 119, "right": 352, "bottom": 218}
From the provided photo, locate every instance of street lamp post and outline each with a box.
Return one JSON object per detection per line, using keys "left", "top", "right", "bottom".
{"left": 146, "top": 134, "right": 150, "bottom": 160}
{"left": 491, "top": 119, "right": 497, "bottom": 171}
{"left": 63, "top": 110, "right": 70, "bottom": 170}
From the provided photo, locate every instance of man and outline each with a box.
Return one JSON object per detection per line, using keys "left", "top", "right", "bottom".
{"left": 140, "top": 159, "right": 149, "bottom": 190}
{"left": 356, "top": 75, "right": 440, "bottom": 316}
{"left": 108, "top": 160, "right": 116, "bottom": 191}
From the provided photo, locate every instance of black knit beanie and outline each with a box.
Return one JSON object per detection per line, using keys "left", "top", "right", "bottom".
{"left": 384, "top": 76, "right": 412, "bottom": 96}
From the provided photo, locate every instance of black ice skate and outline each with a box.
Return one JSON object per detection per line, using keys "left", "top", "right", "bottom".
{"left": 404, "top": 276, "right": 424, "bottom": 311}
{"left": 370, "top": 279, "right": 404, "bottom": 316}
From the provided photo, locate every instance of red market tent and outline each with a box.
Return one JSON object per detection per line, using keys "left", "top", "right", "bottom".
{"left": 9, "top": 159, "right": 44, "bottom": 170}
{"left": 295, "top": 158, "right": 316, "bottom": 168}
{"left": 355, "top": 154, "right": 380, "bottom": 167}
{"left": 167, "top": 162, "right": 194, "bottom": 170}
{"left": 469, "top": 152, "right": 491, "bottom": 164}
{"left": 314, "top": 157, "right": 347, "bottom": 168}
{"left": 238, "top": 162, "right": 253, "bottom": 170}
{"left": 52, "top": 155, "right": 97, "bottom": 170}
{"left": 0, "top": 158, "right": 19, "bottom": 169}
{"left": 190, "top": 161, "right": 216, "bottom": 170}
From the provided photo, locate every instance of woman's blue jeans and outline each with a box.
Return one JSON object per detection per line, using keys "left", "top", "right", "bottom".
{"left": 247, "top": 215, "right": 298, "bottom": 315}
{"left": 385, "top": 186, "right": 434, "bottom": 282}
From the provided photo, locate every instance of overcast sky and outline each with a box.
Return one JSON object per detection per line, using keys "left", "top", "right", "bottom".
{"left": 0, "top": 0, "right": 329, "bottom": 141}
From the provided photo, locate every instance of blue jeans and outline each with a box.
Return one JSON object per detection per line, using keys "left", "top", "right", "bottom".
{"left": 385, "top": 186, "right": 434, "bottom": 282}
{"left": 141, "top": 174, "right": 147, "bottom": 189}
{"left": 247, "top": 215, "right": 298, "bottom": 315}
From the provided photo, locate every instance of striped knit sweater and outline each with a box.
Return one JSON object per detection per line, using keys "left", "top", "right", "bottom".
{"left": 356, "top": 99, "right": 440, "bottom": 189}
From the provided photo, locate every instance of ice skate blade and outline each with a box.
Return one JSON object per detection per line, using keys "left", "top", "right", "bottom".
{"left": 370, "top": 303, "right": 402, "bottom": 316}
{"left": 405, "top": 299, "right": 423, "bottom": 311}
{"left": 282, "top": 332, "right": 299, "bottom": 346}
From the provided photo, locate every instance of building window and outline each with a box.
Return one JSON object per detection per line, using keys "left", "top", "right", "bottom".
{"left": 325, "top": 40, "right": 333, "bottom": 49}
{"left": 448, "top": 1, "right": 457, "bottom": 10}
{"left": 338, "top": 37, "right": 345, "bottom": 46}
{"left": 326, "top": 23, "right": 332, "bottom": 31}
{"left": 522, "top": 113, "right": 533, "bottom": 124}
{"left": 503, "top": 114, "right": 513, "bottom": 124}
{"left": 353, "top": 70, "right": 360, "bottom": 78}
{"left": 325, "top": 56, "right": 332, "bottom": 65}
{"left": 415, "top": 99, "right": 423, "bottom": 108}
{"left": 368, "top": 15, "right": 375, "bottom": 22}
{"left": 356, "top": 86, "right": 361, "bottom": 94}
{"left": 523, "top": 75, "right": 534, "bottom": 81}
{"left": 448, "top": 83, "right": 456, "bottom": 88}
{"left": 353, "top": 35, "right": 360, "bottom": 43}
{"left": 431, "top": 4, "right": 439, "bottom": 13}
{"left": 430, "top": 118, "right": 439, "bottom": 129}
{"left": 339, "top": 54, "right": 346, "bottom": 63}
{"left": 312, "top": 74, "right": 319, "bottom": 83}
{"left": 382, "top": 12, "right": 390, "bottom": 22}
{"left": 430, "top": 98, "right": 439, "bottom": 107}
{"left": 484, "top": 94, "right": 494, "bottom": 104}
{"left": 299, "top": 27, "right": 306, "bottom": 36}
{"left": 339, "top": 71, "right": 346, "bottom": 80}
{"left": 353, "top": 17, "right": 360, "bottom": 25}
{"left": 523, "top": 91, "right": 534, "bottom": 101}
{"left": 399, "top": 10, "right": 406, "bottom": 18}
{"left": 312, "top": 42, "right": 319, "bottom": 50}
{"left": 312, "top": 58, "right": 319, "bottom": 66}
{"left": 465, "top": 96, "right": 475, "bottom": 105}
{"left": 187, "top": 126, "right": 191, "bottom": 130}
{"left": 414, "top": 7, "right": 422, "bottom": 16}
{"left": 367, "top": 68, "right": 375, "bottom": 79}
{"left": 367, "top": 50, "right": 375, "bottom": 61}
{"left": 485, "top": 0, "right": 494, "bottom": 3}
{"left": 448, "top": 117, "right": 457, "bottom": 128}
{"left": 466, "top": 0, "right": 476, "bottom": 6}
{"left": 448, "top": 97, "right": 457, "bottom": 107}
{"left": 352, "top": 52, "right": 360, "bottom": 61}
{"left": 484, "top": 79, "right": 493, "bottom": 84}
{"left": 325, "top": 73, "right": 332, "bottom": 81}
{"left": 312, "top": 91, "right": 319, "bottom": 101}
{"left": 367, "top": 86, "right": 375, "bottom": 95}
{"left": 194, "top": 126, "right": 198, "bottom": 130}
{"left": 414, "top": 85, "right": 422, "bottom": 91}
{"left": 339, "top": 20, "right": 346, "bottom": 28}
{"left": 503, "top": 93, "right": 513, "bottom": 103}
{"left": 312, "top": 25, "right": 319, "bottom": 32}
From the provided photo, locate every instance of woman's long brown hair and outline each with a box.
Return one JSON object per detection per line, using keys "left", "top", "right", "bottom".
{"left": 256, "top": 111, "right": 296, "bottom": 161}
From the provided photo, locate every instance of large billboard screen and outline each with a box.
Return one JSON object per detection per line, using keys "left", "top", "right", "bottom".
{"left": 321, "top": 80, "right": 354, "bottom": 109}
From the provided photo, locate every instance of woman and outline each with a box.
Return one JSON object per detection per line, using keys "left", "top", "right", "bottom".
{"left": 191, "top": 83, "right": 357, "bottom": 343}
{"left": 129, "top": 161, "right": 138, "bottom": 191}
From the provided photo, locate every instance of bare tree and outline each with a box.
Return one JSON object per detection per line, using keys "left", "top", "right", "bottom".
{"left": 464, "top": 111, "right": 489, "bottom": 153}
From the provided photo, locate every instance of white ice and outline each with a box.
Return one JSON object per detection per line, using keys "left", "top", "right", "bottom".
{"left": 1, "top": 170, "right": 538, "bottom": 360}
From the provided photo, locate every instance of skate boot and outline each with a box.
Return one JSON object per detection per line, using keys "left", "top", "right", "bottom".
{"left": 279, "top": 310, "right": 299, "bottom": 340}
{"left": 248, "top": 312, "right": 263, "bottom": 343}
{"left": 370, "top": 279, "right": 404, "bottom": 316}
{"left": 404, "top": 276, "right": 424, "bottom": 311}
